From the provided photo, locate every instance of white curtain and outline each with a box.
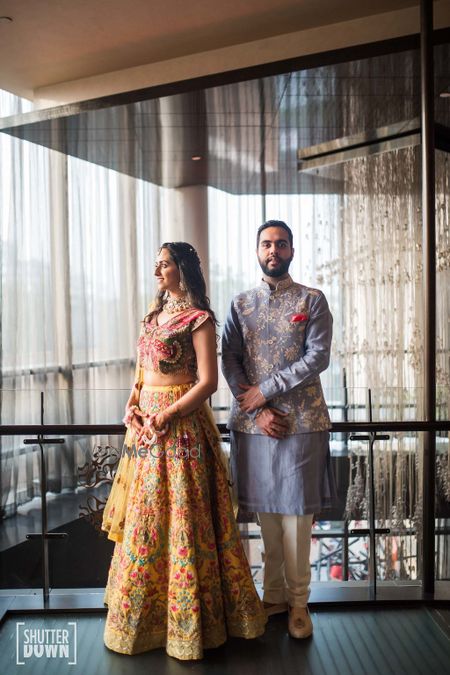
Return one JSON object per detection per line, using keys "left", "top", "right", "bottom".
{"left": 0, "top": 90, "right": 164, "bottom": 518}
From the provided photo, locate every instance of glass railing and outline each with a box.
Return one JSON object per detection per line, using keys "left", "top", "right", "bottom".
{"left": 0, "top": 387, "right": 449, "bottom": 602}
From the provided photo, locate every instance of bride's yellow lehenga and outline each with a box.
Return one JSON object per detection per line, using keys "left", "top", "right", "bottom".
{"left": 101, "top": 310, "right": 266, "bottom": 660}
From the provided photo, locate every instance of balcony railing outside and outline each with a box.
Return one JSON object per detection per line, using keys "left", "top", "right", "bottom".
{"left": 0, "top": 387, "right": 449, "bottom": 607}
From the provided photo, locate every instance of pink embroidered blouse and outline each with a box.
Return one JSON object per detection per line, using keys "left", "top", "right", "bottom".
{"left": 137, "top": 308, "right": 211, "bottom": 376}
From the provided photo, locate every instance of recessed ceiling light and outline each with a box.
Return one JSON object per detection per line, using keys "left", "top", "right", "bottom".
{"left": 0, "top": 16, "right": 13, "bottom": 23}
{"left": 191, "top": 155, "right": 202, "bottom": 161}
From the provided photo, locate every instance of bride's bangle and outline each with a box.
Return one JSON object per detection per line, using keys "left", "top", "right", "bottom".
{"left": 122, "top": 404, "right": 140, "bottom": 427}
{"left": 140, "top": 418, "right": 169, "bottom": 444}
{"left": 153, "top": 423, "right": 169, "bottom": 437}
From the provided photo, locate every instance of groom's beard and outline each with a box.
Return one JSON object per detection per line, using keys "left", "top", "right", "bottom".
{"left": 258, "top": 254, "right": 293, "bottom": 278}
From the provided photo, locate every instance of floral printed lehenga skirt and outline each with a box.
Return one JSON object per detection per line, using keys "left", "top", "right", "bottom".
{"left": 101, "top": 384, "right": 266, "bottom": 660}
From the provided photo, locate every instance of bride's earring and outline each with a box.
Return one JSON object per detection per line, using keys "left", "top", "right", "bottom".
{"left": 179, "top": 280, "right": 186, "bottom": 292}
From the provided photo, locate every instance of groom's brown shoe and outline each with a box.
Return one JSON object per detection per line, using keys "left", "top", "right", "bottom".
{"left": 263, "top": 601, "right": 288, "bottom": 617}
{"left": 288, "top": 605, "right": 313, "bottom": 638}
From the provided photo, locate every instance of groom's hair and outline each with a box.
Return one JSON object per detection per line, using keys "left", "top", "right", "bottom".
{"left": 256, "top": 220, "right": 293, "bottom": 248}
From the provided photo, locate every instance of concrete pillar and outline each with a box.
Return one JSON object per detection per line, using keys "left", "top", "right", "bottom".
{"left": 158, "top": 91, "right": 209, "bottom": 288}
{"left": 162, "top": 185, "right": 209, "bottom": 289}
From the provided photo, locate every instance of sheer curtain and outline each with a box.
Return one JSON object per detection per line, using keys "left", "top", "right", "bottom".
{"left": 0, "top": 90, "right": 164, "bottom": 518}
{"left": 436, "top": 150, "right": 450, "bottom": 519}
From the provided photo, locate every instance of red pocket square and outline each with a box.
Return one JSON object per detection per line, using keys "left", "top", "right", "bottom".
{"left": 291, "top": 313, "right": 308, "bottom": 322}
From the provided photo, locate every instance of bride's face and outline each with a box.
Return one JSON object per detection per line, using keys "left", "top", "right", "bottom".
{"left": 154, "top": 248, "right": 181, "bottom": 294}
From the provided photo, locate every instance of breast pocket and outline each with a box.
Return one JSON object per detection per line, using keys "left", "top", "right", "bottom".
{"left": 288, "top": 320, "right": 307, "bottom": 343}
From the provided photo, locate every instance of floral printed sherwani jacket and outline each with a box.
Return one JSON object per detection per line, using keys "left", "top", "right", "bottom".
{"left": 221, "top": 275, "right": 332, "bottom": 435}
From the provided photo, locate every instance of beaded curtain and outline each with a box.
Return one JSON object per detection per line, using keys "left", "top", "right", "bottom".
{"left": 334, "top": 148, "right": 450, "bottom": 580}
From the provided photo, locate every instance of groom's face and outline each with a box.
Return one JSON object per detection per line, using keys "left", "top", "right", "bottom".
{"left": 257, "top": 226, "right": 294, "bottom": 278}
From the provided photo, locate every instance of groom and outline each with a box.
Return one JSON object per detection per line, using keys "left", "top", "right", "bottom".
{"left": 221, "top": 220, "right": 334, "bottom": 638}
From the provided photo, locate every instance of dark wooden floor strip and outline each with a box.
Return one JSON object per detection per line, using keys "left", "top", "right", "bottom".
{"left": 356, "top": 612, "right": 395, "bottom": 675}
{"left": 1, "top": 608, "right": 449, "bottom": 675}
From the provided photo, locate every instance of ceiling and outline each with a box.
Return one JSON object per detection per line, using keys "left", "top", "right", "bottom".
{"left": 3, "top": 46, "right": 445, "bottom": 195}
{"left": 0, "top": 3, "right": 448, "bottom": 197}
{"left": 0, "top": 0, "right": 420, "bottom": 99}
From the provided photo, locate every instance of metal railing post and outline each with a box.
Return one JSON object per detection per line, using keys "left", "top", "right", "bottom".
{"left": 420, "top": 0, "right": 436, "bottom": 596}
{"left": 23, "top": 391, "right": 67, "bottom": 606}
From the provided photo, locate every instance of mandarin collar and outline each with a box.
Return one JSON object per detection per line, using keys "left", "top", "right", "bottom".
{"left": 260, "top": 274, "right": 294, "bottom": 292}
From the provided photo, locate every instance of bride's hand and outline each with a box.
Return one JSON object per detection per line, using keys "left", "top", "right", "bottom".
{"left": 152, "top": 412, "right": 170, "bottom": 431}
{"left": 136, "top": 413, "right": 168, "bottom": 448}
{"left": 131, "top": 415, "right": 144, "bottom": 437}
{"left": 137, "top": 413, "right": 156, "bottom": 443}
{"left": 123, "top": 404, "right": 144, "bottom": 433}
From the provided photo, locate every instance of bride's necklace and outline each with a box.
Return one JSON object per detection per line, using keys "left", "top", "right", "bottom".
{"left": 163, "top": 294, "right": 192, "bottom": 314}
